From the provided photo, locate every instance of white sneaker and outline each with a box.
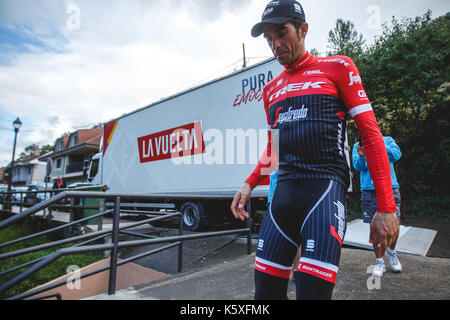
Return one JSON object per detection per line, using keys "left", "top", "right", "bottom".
{"left": 371, "top": 258, "right": 386, "bottom": 277}
{"left": 386, "top": 248, "right": 402, "bottom": 273}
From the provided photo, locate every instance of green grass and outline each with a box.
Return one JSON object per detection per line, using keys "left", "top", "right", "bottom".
{"left": 0, "top": 221, "right": 103, "bottom": 299}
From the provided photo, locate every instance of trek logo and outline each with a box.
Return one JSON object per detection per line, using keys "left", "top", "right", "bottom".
{"left": 349, "top": 72, "right": 362, "bottom": 86}
{"left": 269, "top": 81, "right": 326, "bottom": 102}
{"left": 137, "top": 121, "right": 205, "bottom": 163}
{"left": 333, "top": 201, "right": 345, "bottom": 240}
{"left": 317, "top": 58, "right": 350, "bottom": 67}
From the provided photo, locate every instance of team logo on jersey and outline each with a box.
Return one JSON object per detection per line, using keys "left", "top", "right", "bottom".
{"left": 349, "top": 72, "right": 362, "bottom": 86}
{"left": 358, "top": 90, "right": 367, "bottom": 98}
{"left": 269, "top": 82, "right": 326, "bottom": 102}
{"left": 276, "top": 105, "right": 308, "bottom": 125}
{"left": 317, "top": 58, "right": 350, "bottom": 67}
{"left": 333, "top": 201, "right": 346, "bottom": 241}
{"left": 257, "top": 239, "right": 264, "bottom": 251}
{"left": 306, "top": 239, "right": 315, "bottom": 252}
{"left": 303, "top": 70, "right": 323, "bottom": 75}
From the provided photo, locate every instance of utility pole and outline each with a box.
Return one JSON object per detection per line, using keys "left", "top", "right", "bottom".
{"left": 242, "top": 43, "right": 247, "bottom": 69}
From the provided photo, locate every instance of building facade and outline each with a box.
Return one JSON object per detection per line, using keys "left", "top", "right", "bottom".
{"left": 39, "top": 128, "right": 102, "bottom": 186}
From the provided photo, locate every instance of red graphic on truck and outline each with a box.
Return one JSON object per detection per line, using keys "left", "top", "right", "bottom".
{"left": 137, "top": 121, "right": 205, "bottom": 163}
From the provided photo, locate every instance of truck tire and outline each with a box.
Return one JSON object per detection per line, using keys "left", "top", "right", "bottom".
{"left": 180, "top": 202, "right": 204, "bottom": 231}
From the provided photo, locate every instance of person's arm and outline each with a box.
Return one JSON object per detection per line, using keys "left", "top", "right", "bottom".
{"left": 335, "top": 56, "right": 398, "bottom": 256}
{"left": 336, "top": 57, "right": 395, "bottom": 213}
{"left": 352, "top": 142, "right": 367, "bottom": 172}
{"left": 231, "top": 86, "right": 277, "bottom": 221}
{"left": 384, "top": 136, "right": 402, "bottom": 163}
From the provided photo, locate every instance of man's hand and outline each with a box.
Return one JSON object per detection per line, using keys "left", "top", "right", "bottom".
{"left": 369, "top": 212, "right": 400, "bottom": 257}
{"left": 231, "top": 183, "right": 252, "bottom": 221}
{"left": 357, "top": 145, "right": 365, "bottom": 157}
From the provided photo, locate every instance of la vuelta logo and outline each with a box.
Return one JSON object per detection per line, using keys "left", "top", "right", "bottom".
{"left": 137, "top": 121, "right": 205, "bottom": 163}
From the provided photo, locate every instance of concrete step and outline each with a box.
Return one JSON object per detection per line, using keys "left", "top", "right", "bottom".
{"left": 86, "top": 247, "right": 450, "bottom": 300}
{"left": 344, "top": 219, "right": 437, "bottom": 256}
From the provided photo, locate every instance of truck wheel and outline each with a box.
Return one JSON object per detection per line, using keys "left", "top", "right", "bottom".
{"left": 180, "top": 202, "right": 204, "bottom": 231}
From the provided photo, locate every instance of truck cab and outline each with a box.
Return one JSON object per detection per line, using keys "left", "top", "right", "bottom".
{"left": 87, "top": 152, "right": 102, "bottom": 185}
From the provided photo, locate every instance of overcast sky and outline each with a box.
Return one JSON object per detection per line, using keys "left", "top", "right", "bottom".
{"left": 0, "top": 0, "right": 448, "bottom": 166}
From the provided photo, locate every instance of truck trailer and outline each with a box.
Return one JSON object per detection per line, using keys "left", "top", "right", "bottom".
{"left": 88, "top": 57, "right": 351, "bottom": 231}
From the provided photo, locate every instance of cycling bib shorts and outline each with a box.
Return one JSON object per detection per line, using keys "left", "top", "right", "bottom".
{"left": 256, "top": 179, "right": 346, "bottom": 284}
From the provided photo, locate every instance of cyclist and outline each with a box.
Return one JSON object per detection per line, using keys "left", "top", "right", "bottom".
{"left": 230, "top": 0, "right": 399, "bottom": 300}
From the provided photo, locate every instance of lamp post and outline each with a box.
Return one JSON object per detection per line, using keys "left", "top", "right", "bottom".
{"left": 6, "top": 118, "right": 22, "bottom": 208}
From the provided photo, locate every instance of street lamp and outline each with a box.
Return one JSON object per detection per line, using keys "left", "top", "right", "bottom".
{"left": 6, "top": 118, "right": 22, "bottom": 208}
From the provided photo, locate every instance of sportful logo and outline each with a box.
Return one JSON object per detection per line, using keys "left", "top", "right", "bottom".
{"left": 257, "top": 239, "right": 264, "bottom": 251}
{"left": 269, "top": 82, "right": 326, "bottom": 102}
{"left": 306, "top": 239, "right": 315, "bottom": 252}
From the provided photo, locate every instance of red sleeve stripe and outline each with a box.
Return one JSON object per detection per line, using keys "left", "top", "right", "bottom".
{"left": 349, "top": 103, "right": 373, "bottom": 118}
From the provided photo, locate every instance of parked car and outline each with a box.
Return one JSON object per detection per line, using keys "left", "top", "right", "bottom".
{"left": 36, "top": 183, "right": 52, "bottom": 203}
{"left": 23, "top": 184, "right": 39, "bottom": 204}
{"left": 24, "top": 183, "right": 52, "bottom": 204}
{"left": 12, "top": 187, "right": 28, "bottom": 203}
{"left": 0, "top": 187, "right": 8, "bottom": 203}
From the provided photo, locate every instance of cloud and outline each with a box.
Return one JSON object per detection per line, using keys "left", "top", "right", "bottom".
{"left": 0, "top": 0, "right": 269, "bottom": 166}
{"left": 0, "top": 0, "right": 448, "bottom": 167}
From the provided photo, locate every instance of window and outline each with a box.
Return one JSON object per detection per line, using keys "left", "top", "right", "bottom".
{"left": 69, "top": 134, "right": 78, "bottom": 147}
{"left": 56, "top": 158, "right": 62, "bottom": 169}
{"left": 55, "top": 139, "right": 63, "bottom": 152}
{"left": 89, "top": 159, "right": 99, "bottom": 180}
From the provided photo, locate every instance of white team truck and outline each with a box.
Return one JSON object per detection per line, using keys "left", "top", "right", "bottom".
{"left": 88, "top": 58, "right": 351, "bottom": 230}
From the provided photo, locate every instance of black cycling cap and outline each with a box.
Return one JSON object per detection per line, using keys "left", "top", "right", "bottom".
{"left": 251, "top": 0, "right": 306, "bottom": 37}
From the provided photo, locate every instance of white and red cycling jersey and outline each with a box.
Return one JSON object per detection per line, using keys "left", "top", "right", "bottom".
{"left": 246, "top": 51, "right": 396, "bottom": 213}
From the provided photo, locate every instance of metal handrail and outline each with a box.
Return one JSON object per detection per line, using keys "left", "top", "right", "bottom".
{"left": 0, "top": 185, "right": 108, "bottom": 212}
{"left": 0, "top": 190, "right": 253, "bottom": 300}
{"left": 0, "top": 210, "right": 112, "bottom": 250}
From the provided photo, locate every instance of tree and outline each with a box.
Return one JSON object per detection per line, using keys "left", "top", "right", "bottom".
{"left": 327, "top": 18, "right": 365, "bottom": 58}
{"left": 18, "top": 143, "right": 55, "bottom": 159}
{"left": 18, "top": 144, "right": 40, "bottom": 159}
{"left": 39, "top": 144, "right": 54, "bottom": 155}
{"left": 351, "top": 11, "right": 450, "bottom": 216}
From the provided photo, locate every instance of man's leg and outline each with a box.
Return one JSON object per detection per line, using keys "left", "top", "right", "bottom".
{"left": 255, "top": 270, "right": 290, "bottom": 300}
{"left": 295, "top": 271, "right": 334, "bottom": 300}
{"left": 296, "top": 180, "right": 346, "bottom": 300}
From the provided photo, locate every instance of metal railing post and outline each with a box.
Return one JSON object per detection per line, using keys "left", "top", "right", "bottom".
{"left": 108, "top": 196, "right": 120, "bottom": 295}
{"left": 69, "top": 198, "right": 75, "bottom": 236}
{"left": 20, "top": 192, "right": 23, "bottom": 212}
{"left": 98, "top": 198, "right": 105, "bottom": 231}
{"left": 246, "top": 200, "right": 252, "bottom": 255}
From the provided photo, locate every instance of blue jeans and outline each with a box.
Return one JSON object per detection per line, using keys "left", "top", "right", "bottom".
{"left": 361, "top": 189, "right": 401, "bottom": 223}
